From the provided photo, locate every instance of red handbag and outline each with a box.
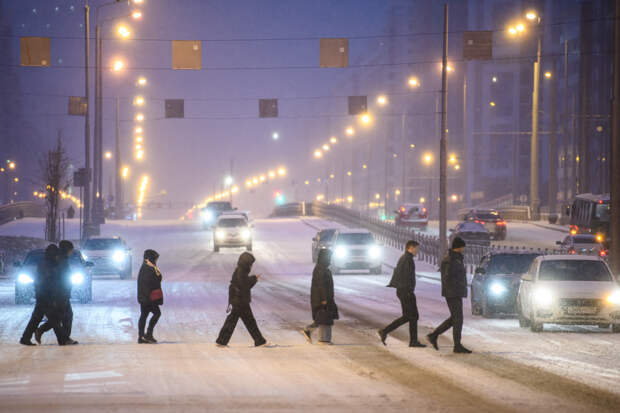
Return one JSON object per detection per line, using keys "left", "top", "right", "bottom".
{"left": 149, "top": 288, "right": 163, "bottom": 302}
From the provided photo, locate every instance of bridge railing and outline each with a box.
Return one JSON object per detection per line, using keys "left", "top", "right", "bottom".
{"left": 273, "top": 202, "right": 562, "bottom": 273}
{"left": 0, "top": 202, "right": 46, "bottom": 225}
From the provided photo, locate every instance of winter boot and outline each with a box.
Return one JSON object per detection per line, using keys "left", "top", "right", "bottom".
{"left": 409, "top": 341, "right": 427, "bottom": 348}
{"left": 34, "top": 327, "right": 43, "bottom": 345}
{"left": 453, "top": 344, "right": 472, "bottom": 354}
{"left": 19, "top": 338, "right": 36, "bottom": 346}
{"left": 426, "top": 333, "right": 439, "bottom": 351}
{"left": 378, "top": 329, "right": 387, "bottom": 346}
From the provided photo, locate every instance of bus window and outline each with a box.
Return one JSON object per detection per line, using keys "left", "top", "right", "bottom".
{"left": 595, "top": 203, "right": 610, "bottom": 221}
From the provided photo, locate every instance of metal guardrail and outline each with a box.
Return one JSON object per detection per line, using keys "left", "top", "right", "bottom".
{"left": 0, "top": 202, "right": 46, "bottom": 225}
{"left": 274, "top": 202, "right": 562, "bottom": 274}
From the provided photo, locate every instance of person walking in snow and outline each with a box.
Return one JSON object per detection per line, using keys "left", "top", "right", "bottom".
{"left": 216, "top": 252, "right": 267, "bottom": 347}
{"left": 301, "top": 248, "right": 339, "bottom": 344}
{"left": 137, "top": 249, "right": 163, "bottom": 343}
{"left": 378, "top": 240, "right": 426, "bottom": 347}
{"left": 427, "top": 237, "right": 472, "bottom": 353}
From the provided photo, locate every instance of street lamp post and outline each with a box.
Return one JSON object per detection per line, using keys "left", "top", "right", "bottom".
{"left": 530, "top": 33, "right": 542, "bottom": 218}
{"left": 114, "top": 97, "right": 122, "bottom": 218}
{"left": 83, "top": 3, "right": 91, "bottom": 238}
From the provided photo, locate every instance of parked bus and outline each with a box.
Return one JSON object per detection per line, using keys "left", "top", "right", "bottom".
{"left": 567, "top": 193, "right": 610, "bottom": 242}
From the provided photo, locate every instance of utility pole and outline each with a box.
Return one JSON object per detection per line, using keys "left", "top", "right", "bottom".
{"left": 610, "top": 0, "right": 620, "bottom": 272}
{"left": 93, "top": 23, "right": 104, "bottom": 225}
{"left": 530, "top": 34, "right": 542, "bottom": 219}
{"left": 83, "top": 3, "right": 91, "bottom": 238}
{"left": 114, "top": 97, "right": 122, "bottom": 218}
{"left": 439, "top": 3, "right": 449, "bottom": 255}
{"left": 549, "top": 59, "right": 558, "bottom": 214}
{"left": 563, "top": 39, "right": 569, "bottom": 207}
{"left": 401, "top": 113, "right": 407, "bottom": 204}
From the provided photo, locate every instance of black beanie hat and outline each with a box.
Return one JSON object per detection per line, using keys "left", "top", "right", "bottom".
{"left": 143, "top": 249, "right": 160, "bottom": 262}
{"left": 452, "top": 237, "right": 466, "bottom": 249}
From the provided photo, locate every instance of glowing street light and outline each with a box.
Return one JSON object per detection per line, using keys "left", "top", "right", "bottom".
{"left": 117, "top": 25, "right": 131, "bottom": 38}
{"left": 360, "top": 113, "right": 372, "bottom": 125}
{"left": 408, "top": 77, "right": 419, "bottom": 87}
{"left": 133, "top": 0, "right": 144, "bottom": 4}
{"left": 423, "top": 153, "right": 433, "bottom": 165}
{"left": 377, "top": 95, "right": 388, "bottom": 105}
{"left": 135, "top": 126, "right": 143, "bottom": 134}
{"left": 448, "top": 153, "right": 457, "bottom": 164}
{"left": 268, "top": 171, "right": 276, "bottom": 178}
{"left": 8, "top": 161, "right": 16, "bottom": 170}
{"left": 489, "top": 101, "right": 496, "bottom": 107}
{"left": 134, "top": 96, "right": 145, "bottom": 106}
{"left": 224, "top": 176, "right": 234, "bottom": 187}
{"left": 121, "top": 166, "right": 129, "bottom": 178}
{"left": 272, "top": 132, "right": 279, "bottom": 140}
{"left": 137, "top": 77, "right": 147, "bottom": 86}
{"left": 131, "top": 10, "right": 143, "bottom": 19}
{"left": 136, "top": 149, "right": 144, "bottom": 160}
{"left": 347, "top": 171, "right": 352, "bottom": 176}
{"left": 112, "top": 59, "right": 125, "bottom": 72}
{"left": 136, "top": 113, "right": 144, "bottom": 122}
{"left": 136, "top": 136, "right": 143, "bottom": 143}
{"left": 329, "top": 174, "right": 334, "bottom": 179}
{"left": 277, "top": 167, "right": 286, "bottom": 176}
{"left": 314, "top": 150, "right": 323, "bottom": 159}
{"left": 330, "top": 136, "right": 338, "bottom": 144}
{"left": 544, "top": 71, "right": 552, "bottom": 79}
{"left": 322, "top": 144, "right": 330, "bottom": 151}
{"left": 104, "top": 151, "right": 112, "bottom": 160}
{"left": 345, "top": 126, "right": 355, "bottom": 136}
{"left": 525, "top": 11, "right": 538, "bottom": 21}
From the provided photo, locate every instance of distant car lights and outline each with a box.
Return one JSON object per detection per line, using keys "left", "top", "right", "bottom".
{"left": 18, "top": 273, "right": 34, "bottom": 284}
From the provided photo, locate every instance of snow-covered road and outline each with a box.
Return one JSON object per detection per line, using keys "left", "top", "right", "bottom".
{"left": 0, "top": 218, "right": 619, "bottom": 412}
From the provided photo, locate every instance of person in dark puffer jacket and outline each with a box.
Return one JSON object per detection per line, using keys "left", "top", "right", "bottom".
{"left": 137, "top": 249, "right": 163, "bottom": 344}
{"left": 216, "top": 252, "right": 267, "bottom": 347}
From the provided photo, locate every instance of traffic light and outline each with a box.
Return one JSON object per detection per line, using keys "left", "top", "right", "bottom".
{"left": 274, "top": 191, "right": 285, "bottom": 205}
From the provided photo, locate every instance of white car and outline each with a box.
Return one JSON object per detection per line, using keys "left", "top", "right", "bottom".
{"left": 81, "top": 236, "right": 132, "bottom": 279}
{"left": 213, "top": 215, "right": 252, "bottom": 252}
{"left": 517, "top": 255, "right": 620, "bottom": 332}
{"left": 331, "top": 229, "right": 382, "bottom": 274}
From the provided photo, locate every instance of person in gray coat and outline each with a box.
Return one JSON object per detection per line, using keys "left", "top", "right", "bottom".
{"left": 301, "top": 248, "right": 339, "bottom": 344}
{"left": 427, "top": 237, "right": 472, "bottom": 353}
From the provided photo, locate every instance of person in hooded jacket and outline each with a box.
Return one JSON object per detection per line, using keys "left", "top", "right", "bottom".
{"left": 301, "top": 248, "right": 339, "bottom": 344}
{"left": 216, "top": 252, "right": 267, "bottom": 347}
{"left": 137, "top": 249, "right": 163, "bottom": 343}
{"left": 20, "top": 244, "right": 68, "bottom": 345}
{"left": 378, "top": 240, "right": 426, "bottom": 347}
{"left": 36, "top": 240, "right": 78, "bottom": 345}
{"left": 427, "top": 237, "right": 472, "bottom": 354}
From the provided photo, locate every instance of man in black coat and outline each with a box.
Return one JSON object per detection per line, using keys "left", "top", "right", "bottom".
{"left": 137, "top": 249, "right": 163, "bottom": 343}
{"left": 216, "top": 252, "right": 267, "bottom": 347}
{"left": 378, "top": 240, "right": 426, "bottom": 347}
{"left": 427, "top": 237, "right": 472, "bottom": 353}
{"left": 20, "top": 244, "right": 67, "bottom": 345}
{"left": 301, "top": 248, "right": 339, "bottom": 344}
{"left": 36, "top": 240, "right": 78, "bottom": 345}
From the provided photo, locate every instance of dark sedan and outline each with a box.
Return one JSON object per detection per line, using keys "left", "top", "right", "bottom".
{"left": 449, "top": 222, "right": 491, "bottom": 247}
{"left": 311, "top": 228, "right": 337, "bottom": 263}
{"left": 463, "top": 209, "right": 507, "bottom": 240}
{"left": 471, "top": 251, "right": 541, "bottom": 317}
{"left": 14, "top": 249, "right": 94, "bottom": 304}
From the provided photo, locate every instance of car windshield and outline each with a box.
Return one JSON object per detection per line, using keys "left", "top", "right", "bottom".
{"left": 320, "top": 230, "right": 336, "bottom": 242}
{"left": 539, "top": 260, "right": 612, "bottom": 282}
{"left": 207, "top": 202, "right": 232, "bottom": 211}
{"left": 70, "top": 251, "right": 84, "bottom": 265}
{"left": 472, "top": 212, "right": 500, "bottom": 220}
{"left": 337, "top": 233, "right": 374, "bottom": 244}
{"left": 23, "top": 251, "right": 45, "bottom": 266}
{"left": 487, "top": 254, "right": 539, "bottom": 274}
{"left": 83, "top": 239, "right": 122, "bottom": 250}
{"left": 217, "top": 218, "right": 247, "bottom": 228}
{"left": 594, "top": 203, "right": 610, "bottom": 222}
{"left": 573, "top": 236, "right": 596, "bottom": 244}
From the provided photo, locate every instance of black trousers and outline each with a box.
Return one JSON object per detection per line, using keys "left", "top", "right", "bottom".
{"left": 139, "top": 303, "right": 161, "bottom": 337}
{"left": 40, "top": 299, "right": 72, "bottom": 338}
{"left": 216, "top": 304, "right": 266, "bottom": 346}
{"left": 22, "top": 300, "right": 67, "bottom": 344}
{"left": 383, "top": 290, "right": 419, "bottom": 343}
{"left": 430, "top": 297, "right": 463, "bottom": 346}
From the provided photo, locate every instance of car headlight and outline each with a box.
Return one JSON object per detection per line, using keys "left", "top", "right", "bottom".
{"left": 215, "top": 230, "right": 226, "bottom": 240}
{"left": 81, "top": 252, "right": 88, "bottom": 260}
{"left": 533, "top": 288, "right": 553, "bottom": 307}
{"left": 334, "top": 245, "right": 348, "bottom": 259}
{"left": 201, "top": 210, "right": 213, "bottom": 222}
{"left": 607, "top": 290, "right": 620, "bottom": 305}
{"left": 71, "top": 272, "right": 84, "bottom": 285}
{"left": 489, "top": 282, "right": 507, "bottom": 296}
{"left": 18, "top": 273, "right": 34, "bottom": 284}
{"left": 241, "top": 228, "right": 251, "bottom": 240}
{"left": 112, "top": 250, "right": 125, "bottom": 263}
{"left": 368, "top": 245, "right": 381, "bottom": 259}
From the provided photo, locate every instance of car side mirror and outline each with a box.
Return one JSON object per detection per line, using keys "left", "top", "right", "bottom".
{"left": 521, "top": 273, "right": 533, "bottom": 282}
{"left": 475, "top": 267, "right": 485, "bottom": 275}
{"left": 85, "top": 261, "right": 95, "bottom": 267}
{"left": 555, "top": 241, "right": 563, "bottom": 245}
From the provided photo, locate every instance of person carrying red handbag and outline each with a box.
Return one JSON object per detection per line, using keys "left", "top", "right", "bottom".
{"left": 137, "top": 249, "right": 163, "bottom": 344}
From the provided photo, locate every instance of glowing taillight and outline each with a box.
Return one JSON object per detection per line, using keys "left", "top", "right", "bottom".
{"left": 600, "top": 250, "right": 607, "bottom": 257}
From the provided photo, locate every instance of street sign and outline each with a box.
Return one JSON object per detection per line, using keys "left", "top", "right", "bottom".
{"left": 20, "top": 37, "right": 50, "bottom": 67}
{"left": 68, "top": 96, "right": 88, "bottom": 116}
{"left": 172, "top": 40, "right": 202, "bottom": 69}
{"left": 259, "top": 99, "right": 278, "bottom": 118}
{"left": 320, "top": 38, "right": 348, "bottom": 68}
{"left": 165, "top": 99, "right": 184, "bottom": 118}
{"left": 73, "top": 168, "right": 90, "bottom": 187}
{"left": 348, "top": 96, "right": 367, "bottom": 115}
{"left": 463, "top": 31, "right": 493, "bottom": 60}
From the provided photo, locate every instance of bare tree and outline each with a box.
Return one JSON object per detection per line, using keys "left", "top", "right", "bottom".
{"left": 40, "top": 132, "right": 70, "bottom": 241}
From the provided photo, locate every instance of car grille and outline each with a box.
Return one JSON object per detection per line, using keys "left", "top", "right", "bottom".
{"left": 559, "top": 298, "right": 603, "bottom": 307}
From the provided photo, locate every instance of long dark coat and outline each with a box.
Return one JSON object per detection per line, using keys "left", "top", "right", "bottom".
{"left": 311, "top": 249, "right": 339, "bottom": 325}
{"left": 35, "top": 246, "right": 59, "bottom": 303}
{"left": 440, "top": 250, "right": 467, "bottom": 298}
{"left": 387, "top": 250, "right": 416, "bottom": 292}
{"left": 228, "top": 252, "right": 258, "bottom": 307}
{"left": 137, "top": 263, "right": 163, "bottom": 305}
